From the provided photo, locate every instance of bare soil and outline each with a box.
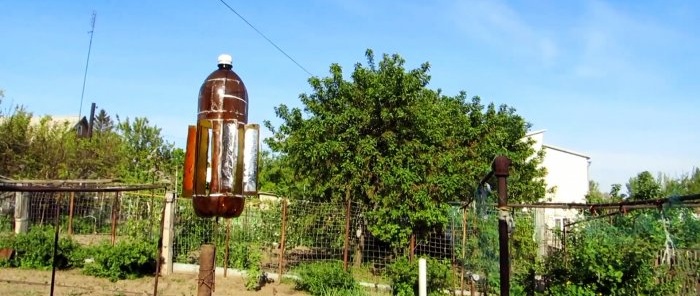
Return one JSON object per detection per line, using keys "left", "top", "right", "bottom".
{"left": 0, "top": 268, "right": 308, "bottom": 296}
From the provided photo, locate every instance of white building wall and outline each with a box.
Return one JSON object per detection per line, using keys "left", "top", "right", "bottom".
{"left": 541, "top": 145, "right": 590, "bottom": 229}
{"left": 524, "top": 130, "right": 590, "bottom": 255}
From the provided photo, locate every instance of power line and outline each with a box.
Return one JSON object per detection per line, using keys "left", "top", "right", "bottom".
{"left": 78, "top": 11, "right": 97, "bottom": 119}
{"left": 216, "top": 0, "right": 314, "bottom": 77}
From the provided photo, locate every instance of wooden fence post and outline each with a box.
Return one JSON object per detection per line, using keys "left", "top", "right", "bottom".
{"left": 110, "top": 192, "right": 120, "bottom": 245}
{"left": 68, "top": 192, "right": 75, "bottom": 235}
{"left": 409, "top": 233, "right": 416, "bottom": 262}
{"left": 278, "top": 199, "right": 288, "bottom": 278}
{"left": 160, "top": 192, "right": 176, "bottom": 276}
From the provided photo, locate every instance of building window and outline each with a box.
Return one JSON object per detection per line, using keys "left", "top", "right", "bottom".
{"left": 553, "top": 217, "right": 570, "bottom": 232}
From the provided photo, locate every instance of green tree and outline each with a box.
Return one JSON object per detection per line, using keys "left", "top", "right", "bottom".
{"left": 0, "top": 107, "right": 32, "bottom": 178}
{"left": 609, "top": 183, "right": 626, "bottom": 200}
{"left": 93, "top": 109, "right": 114, "bottom": 133}
{"left": 627, "top": 171, "right": 661, "bottom": 201}
{"left": 24, "top": 116, "right": 77, "bottom": 179}
{"left": 257, "top": 150, "right": 294, "bottom": 193}
{"left": 65, "top": 126, "right": 125, "bottom": 179}
{"left": 265, "top": 50, "right": 545, "bottom": 249}
{"left": 585, "top": 180, "right": 607, "bottom": 204}
{"left": 116, "top": 116, "right": 174, "bottom": 183}
{"left": 168, "top": 147, "right": 185, "bottom": 194}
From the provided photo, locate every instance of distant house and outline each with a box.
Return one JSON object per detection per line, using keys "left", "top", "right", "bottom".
{"left": 0, "top": 115, "right": 90, "bottom": 138}
{"left": 31, "top": 115, "right": 90, "bottom": 138}
{"left": 526, "top": 130, "right": 591, "bottom": 256}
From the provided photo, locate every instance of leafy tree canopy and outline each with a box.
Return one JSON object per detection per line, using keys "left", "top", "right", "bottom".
{"left": 0, "top": 98, "right": 177, "bottom": 188}
{"left": 265, "top": 50, "right": 546, "bottom": 245}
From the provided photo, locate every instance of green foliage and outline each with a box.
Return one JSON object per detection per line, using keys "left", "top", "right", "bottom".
{"left": 294, "top": 261, "right": 360, "bottom": 296}
{"left": 265, "top": 49, "right": 546, "bottom": 249}
{"left": 585, "top": 181, "right": 608, "bottom": 204}
{"left": 546, "top": 283, "right": 597, "bottom": 296}
{"left": 0, "top": 99, "right": 177, "bottom": 187}
{"left": 385, "top": 257, "right": 453, "bottom": 296}
{"left": 543, "top": 219, "right": 681, "bottom": 295}
{"left": 458, "top": 208, "right": 539, "bottom": 293}
{"left": 0, "top": 227, "right": 81, "bottom": 269}
{"left": 627, "top": 171, "right": 661, "bottom": 201}
{"left": 0, "top": 214, "right": 12, "bottom": 233}
{"left": 0, "top": 107, "right": 32, "bottom": 178}
{"left": 0, "top": 233, "right": 15, "bottom": 267}
{"left": 116, "top": 116, "right": 175, "bottom": 183}
{"left": 82, "top": 239, "right": 157, "bottom": 282}
{"left": 258, "top": 150, "right": 294, "bottom": 194}
{"left": 550, "top": 171, "right": 700, "bottom": 296}
{"left": 244, "top": 244, "right": 264, "bottom": 290}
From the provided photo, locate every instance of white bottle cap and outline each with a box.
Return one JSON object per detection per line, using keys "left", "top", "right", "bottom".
{"left": 217, "top": 54, "right": 232, "bottom": 66}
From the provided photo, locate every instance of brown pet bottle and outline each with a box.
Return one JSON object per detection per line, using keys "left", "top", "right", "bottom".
{"left": 192, "top": 54, "right": 248, "bottom": 218}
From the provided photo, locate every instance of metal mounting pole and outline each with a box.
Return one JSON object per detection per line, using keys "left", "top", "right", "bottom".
{"left": 493, "top": 156, "right": 511, "bottom": 296}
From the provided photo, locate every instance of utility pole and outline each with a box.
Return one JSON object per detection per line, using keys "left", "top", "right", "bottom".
{"left": 78, "top": 11, "right": 97, "bottom": 119}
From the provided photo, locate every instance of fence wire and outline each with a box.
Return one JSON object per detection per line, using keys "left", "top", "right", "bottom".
{"left": 0, "top": 190, "right": 165, "bottom": 245}
{"left": 3, "top": 190, "right": 687, "bottom": 295}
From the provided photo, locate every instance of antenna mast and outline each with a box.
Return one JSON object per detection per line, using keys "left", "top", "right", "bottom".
{"left": 78, "top": 11, "right": 97, "bottom": 119}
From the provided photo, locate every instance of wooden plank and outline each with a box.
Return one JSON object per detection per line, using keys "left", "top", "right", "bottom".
{"left": 182, "top": 125, "right": 197, "bottom": 197}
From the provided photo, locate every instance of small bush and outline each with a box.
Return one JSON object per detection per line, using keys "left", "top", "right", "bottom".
{"left": 294, "top": 261, "right": 360, "bottom": 296}
{"left": 244, "top": 244, "right": 264, "bottom": 291}
{"left": 386, "top": 256, "right": 454, "bottom": 296}
{"left": 2, "top": 227, "right": 81, "bottom": 269}
{"left": 82, "top": 239, "right": 157, "bottom": 282}
{"left": 0, "top": 233, "right": 16, "bottom": 267}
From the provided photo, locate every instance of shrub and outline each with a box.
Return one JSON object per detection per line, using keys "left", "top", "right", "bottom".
{"left": 294, "top": 261, "right": 360, "bottom": 295}
{"left": 244, "top": 244, "right": 264, "bottom": 291}
{"left": 82, "top": 239, "right": 157, "bottom": 282}
{"left": 543, "top": 219, "right": 681, "bottom": 295}
{"left": 2, "top": 227, "right": 81, "bottom": 269}
{"left": 386, "top": 256, "right": 454, "bottom": 296}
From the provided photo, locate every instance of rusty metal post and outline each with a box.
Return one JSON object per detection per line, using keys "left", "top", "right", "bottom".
{"left": 49, "top": 194, "right": 62, "bottom": 296}
{"left": 198, "top": 244, "right": 216, "bottom": 296}
{"left": 493, "top": 156, "right": 511, "bottom": 296}
{"left": 343, "top": 189, "right": 351, "bottom": 271}
{"left": 68, "top": 192, "right": 75, "bottom": 235}
{"left": 224, "top": 219, "right": 231, "bottom": 277}
{"left": 278, "top": 199, "right": 288, "bottom": 277}
{"left": 563, "top": 224, "right": 568, "bottom": 269}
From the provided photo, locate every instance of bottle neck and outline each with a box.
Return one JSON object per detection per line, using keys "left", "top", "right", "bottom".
{"left": 218, "top": 64, "right": 232, "bottom": 70}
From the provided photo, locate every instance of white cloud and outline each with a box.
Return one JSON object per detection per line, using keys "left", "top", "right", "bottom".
{"left": 568, "top": 1, "right": 683, "bottom": 87}
{"left": 449, "top": 0, "right": 559, "bottom": 64}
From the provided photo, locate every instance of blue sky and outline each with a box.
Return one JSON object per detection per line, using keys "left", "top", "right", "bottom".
{"left": 1, "top": 0, "right": 698, "bottom": 192}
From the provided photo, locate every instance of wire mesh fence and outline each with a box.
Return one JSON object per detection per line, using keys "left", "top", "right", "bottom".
{"left": 0, "top": 190, "right": 166, "bottom": 245}
{"left": 3, "top": 186, "right": 698, "bottom": 294}
{"left": 170, "top": 198, "right": 559, "bottom": 290}
{"left": 170, "top": 198, "right": 700, "bottom": 294}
